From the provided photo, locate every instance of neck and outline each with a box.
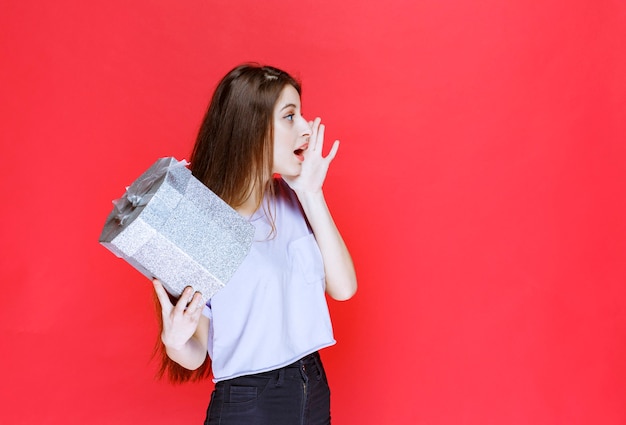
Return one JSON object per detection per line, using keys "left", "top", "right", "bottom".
{"left": 235, "top": 177, "right": 270, "bottom": 217}
{"left": 236, "top": 195, "right": 260, "bottom": 218}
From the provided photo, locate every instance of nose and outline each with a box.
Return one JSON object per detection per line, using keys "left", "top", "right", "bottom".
{"left": 298, "top": 116, "right": 312, "bottom": 137}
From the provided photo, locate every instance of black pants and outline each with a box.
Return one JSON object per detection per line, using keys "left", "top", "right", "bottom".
{"left": 205, "top": 352, "right": 331, "bottom": 425}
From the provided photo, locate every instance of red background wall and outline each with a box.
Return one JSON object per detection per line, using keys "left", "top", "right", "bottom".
{"left": 1, "top": 0, "right": 625, "bottom": 423}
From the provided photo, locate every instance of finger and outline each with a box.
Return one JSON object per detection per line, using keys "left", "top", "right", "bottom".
{"left": 325, "top": 140, "right": 340, "bottom": 162}
{"left": 315, "top": 124, "right": 326, "bottom": 152}
{"left": 174, "top": 286, "right": 194, "bottom": 315}
{"left": 186, "top": 291, "right": 205, "bottom": 315}
{"left": 153, "top": 279, "right": 173, "bottom": 313}
{"left": 310, "top": 118, "right": 321, "bottom": 150}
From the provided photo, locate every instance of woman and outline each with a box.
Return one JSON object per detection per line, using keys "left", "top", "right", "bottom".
{"left": 152, "top": 64, "right": 357, "bottom": 425}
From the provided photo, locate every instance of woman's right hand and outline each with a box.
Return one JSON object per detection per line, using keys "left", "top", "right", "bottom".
{"left": 153, "top": 279, "right": 205, "bottom": 350}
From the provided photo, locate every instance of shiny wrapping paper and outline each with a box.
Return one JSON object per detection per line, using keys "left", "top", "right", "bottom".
{"left": 99, "top": 157, "right": 254, "bottom": 303}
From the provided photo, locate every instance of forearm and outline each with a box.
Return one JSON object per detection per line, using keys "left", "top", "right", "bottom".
{"left": 296, "top": 190, "right": 357, "bottom": 301}
{"left": 164, "top": 335, "right": 208, "bottom": 370}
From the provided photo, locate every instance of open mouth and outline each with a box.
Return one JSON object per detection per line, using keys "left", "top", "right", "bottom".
{"left": 293, "top": 143, "right": 308, "bottom": 161}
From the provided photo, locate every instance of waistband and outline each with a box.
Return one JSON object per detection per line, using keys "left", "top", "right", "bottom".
{"left": 216, "top": 352, "right": 324, "bottom": 384}
{"left": 283, "top": 351, "right": 321, "bottom": 369}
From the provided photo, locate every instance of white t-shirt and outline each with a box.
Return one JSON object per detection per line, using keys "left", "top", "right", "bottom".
{"left": 203, "top": 179, "right": 336, "bottom": 382}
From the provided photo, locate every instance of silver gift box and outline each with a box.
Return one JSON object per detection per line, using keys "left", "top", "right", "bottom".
{"left": 99, "top": 157, "right": 254, "bottom": 304}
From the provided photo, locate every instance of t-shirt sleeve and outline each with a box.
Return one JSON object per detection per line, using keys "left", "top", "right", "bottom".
{"left": 202, "top": 302, "right": 212, "bottom": 319}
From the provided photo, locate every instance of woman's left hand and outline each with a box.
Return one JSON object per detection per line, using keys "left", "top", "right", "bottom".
{"left": 283, "top": 117, "right": 339, "bottom": 193}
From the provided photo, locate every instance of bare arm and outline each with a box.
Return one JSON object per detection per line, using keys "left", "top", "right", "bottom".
{"left": 283, "top": 117, "right": 357, "bottom": 301}
{"left": 297, "top": 190, "right": 357, "bottom": 300}
{"left": 153, "top": 280, "right": 209, "bottom": 370}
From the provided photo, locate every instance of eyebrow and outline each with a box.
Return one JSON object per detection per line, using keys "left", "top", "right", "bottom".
{"left": 280, "top": 103, "right": 298, "bottom": 111}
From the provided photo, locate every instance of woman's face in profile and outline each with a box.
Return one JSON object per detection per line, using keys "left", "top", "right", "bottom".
{"left": 271, "top": 85, "right": 312, "bottom": 177}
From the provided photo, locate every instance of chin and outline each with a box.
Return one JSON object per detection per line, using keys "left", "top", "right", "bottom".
{"left": 280, "top": 171, "right": 300, "bottom": 179}
{"left": 275, "top": 165, "right": 302, "bottom": 178}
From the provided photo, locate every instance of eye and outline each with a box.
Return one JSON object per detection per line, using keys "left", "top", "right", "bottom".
{"left": 285, "top": 113, "right": 295, "bottom": 121}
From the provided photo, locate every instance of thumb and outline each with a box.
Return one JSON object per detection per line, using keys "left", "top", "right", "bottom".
{"left": 153, "top": 279, "right": 173, "bottom": 313}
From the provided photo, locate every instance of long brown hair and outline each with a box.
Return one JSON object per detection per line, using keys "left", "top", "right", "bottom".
{"left": 155, "top": 64, "right": 301, "bottom": 383}
{"left": 191, "top": 63, "right": 301, "bottom": 211}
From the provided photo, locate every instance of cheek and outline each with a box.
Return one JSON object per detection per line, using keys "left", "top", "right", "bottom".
{"left": 277, "top": 144, "right": 292, "bottom": 161}
{"left": 272, "top": 139, "right": 289, "bottom": 164}
{"left": 273, "top": 131, "right": 291, "bottom": 154}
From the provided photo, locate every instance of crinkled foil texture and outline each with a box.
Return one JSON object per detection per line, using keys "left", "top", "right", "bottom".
{"left": 99, "top": 157, "right": 254, "bottom": 304}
